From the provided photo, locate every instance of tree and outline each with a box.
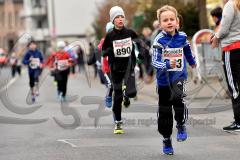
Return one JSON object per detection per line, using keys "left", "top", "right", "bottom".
{"left": 93, "top": 0, "right": 205, "bottom": 39}
{"left": 142, "top": 0, "right": 200, "bottom": 36}
{"left": 196, "top": 0, "right": 209, "bottom": 29}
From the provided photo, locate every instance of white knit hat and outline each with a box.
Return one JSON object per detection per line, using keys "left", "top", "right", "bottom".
{"left": 109, "top": 6, "right": 125, "bottom": 23}
{"left": 57, "top": 41, "right": 66, "bottom": 49}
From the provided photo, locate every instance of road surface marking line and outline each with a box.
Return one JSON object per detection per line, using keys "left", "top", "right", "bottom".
{"left": 57, "top": 139, "right": 78, "bottom": 148}
{"left": 0, "top": 77, "right": 17, "bottom": 93}
{"left": 0, "top": 69, "right": 26, "bottom": 93}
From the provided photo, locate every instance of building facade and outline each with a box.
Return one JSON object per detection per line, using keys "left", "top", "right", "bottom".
{"left": 21, "top": 0, "right": 95, "bottom": 54}
{"left": 0, "top": 0, "right": 25, "bottom": 53}
{"left": 21, "top": 0, "right": 49, "bottom": 53}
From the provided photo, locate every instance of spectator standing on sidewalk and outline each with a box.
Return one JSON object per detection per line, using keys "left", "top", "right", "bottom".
{"left": 210, "top": 6, "right": 222, "bottom": 32}
{"left": 211, "top": 0, "right": 240, "bottom": 132}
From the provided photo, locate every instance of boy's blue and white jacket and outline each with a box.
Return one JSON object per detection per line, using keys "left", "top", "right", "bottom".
{"left": 152, "top": 30, "right": 196, "bottom": 86}
{"left": 23, "top": 49, "right": 44, "bottom": 74}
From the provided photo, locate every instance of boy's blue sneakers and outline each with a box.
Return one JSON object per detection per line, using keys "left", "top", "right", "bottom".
{"left": 105, "top": 96, "right": 112, "bottom": 108}
{"left": 176, "top": 125, "right": 187, "bottom": 142}
{"left": 163, "top": 138, "right": 174, "bottom": 155}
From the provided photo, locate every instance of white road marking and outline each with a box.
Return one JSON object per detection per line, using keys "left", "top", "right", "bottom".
{"left": 0, "top": 69, "right": 26, "bottom": 94}
{"left": 57, "top": 139, "right": 78, "bottom": 148}
{"left": 0, "top": 77, "right": 17, "bottom": 93}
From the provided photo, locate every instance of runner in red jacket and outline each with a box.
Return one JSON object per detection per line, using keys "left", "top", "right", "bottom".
{"left": 47, "top": 41, "right": 72, "bottom": 101}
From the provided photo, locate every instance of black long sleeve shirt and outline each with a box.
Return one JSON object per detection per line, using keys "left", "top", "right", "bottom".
{"left": 102, "top": 27, "right": 143, "bottom": 72}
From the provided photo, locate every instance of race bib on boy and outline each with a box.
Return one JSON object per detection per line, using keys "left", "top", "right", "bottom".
{"left": 10, "top": 58, "right": 17, "bottom": 65}
{"left": 57, "top": 60, "right": 68, "bottom": 71}
{"left": 113, "top": 38, "right": 132, "bottom": 57}
{"left": 162, "top": 48, "right": 184, "bottom": 71}
{"left": 30, "top": 58, "right": 40, "bottom": 69}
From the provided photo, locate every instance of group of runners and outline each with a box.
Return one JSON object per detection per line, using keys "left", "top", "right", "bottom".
{"left": 21, "top": 0, "right": 240, "bottom": 155}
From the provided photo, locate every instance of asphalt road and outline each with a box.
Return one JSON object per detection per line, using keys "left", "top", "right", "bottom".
{"left": 0, "top": 67, "right": 239, "bottom": 160}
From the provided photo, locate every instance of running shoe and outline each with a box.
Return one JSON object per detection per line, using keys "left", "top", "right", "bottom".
{"left": 163, "top": 138, "right": 174, "bottom": 155}
{"left": 114, "top": 121, "right": 125, "bottom": 134}
{"left": 105, "top": 96, "right": 112, "bottom": 108}
{"left": 176, "top": 125, "right": 187, "bottom": 142}
{"left": 223, "top": 121, "right": 240, "bottom": 132}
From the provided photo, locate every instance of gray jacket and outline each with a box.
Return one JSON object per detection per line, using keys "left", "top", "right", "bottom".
{"left": 216, "top": 0, "right": 240, "bottom": 47}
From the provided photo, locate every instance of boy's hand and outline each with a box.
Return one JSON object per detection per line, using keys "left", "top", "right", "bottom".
{"left": 191, "top": 64, "right": 197, "bottom": 68}
{"left": 40, "top": 63, "right": 43, "bottom": 69}
{"left": 170, "top": 59, "right": 176, "bottom": 69}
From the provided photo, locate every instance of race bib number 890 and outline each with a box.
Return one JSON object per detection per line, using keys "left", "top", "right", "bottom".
{"left": 113, "top": 38, "right": 132, "bottom": 57}
{"left": 162, "top": 48, "right": 184, "bottom": 71}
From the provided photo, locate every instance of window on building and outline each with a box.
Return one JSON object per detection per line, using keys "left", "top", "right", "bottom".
{"left": 2, "top": 12, "right": 4, "bottom": 27}
{"left": 8, "top": 12, "right": 12, "bottom": 28}
{"left": 0, "top": 12, "right": 2, "bottom": 26}
{"left": 15, "top": 11, "right": 18, "bottom": 27}
{"left": 37, "top": 20, "right": 43, "bottom": 28}
{"left": 13, "top": 0, "right": 23, "bottom": 3}
{"left": 8, "top": 39, "right": 15, "bottom": 52}
{"left": 33, "top": 0, "right": 41, "bottom": 8}
{"left": 20, "top": 17, "right": 24, "bottom": 29}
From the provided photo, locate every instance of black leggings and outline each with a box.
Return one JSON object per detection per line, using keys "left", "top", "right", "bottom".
{"left": 157, "top": 80, "right": 188, "bottom": 138}
{"left": 111, "top": 69, "right": 135, "bottom": 121}
{"left": 56, "top": 69, "right": 70, "bottom": 97}
{"left": 222, "top": 49, "right": 240, "bottom": 124}
{"left": 111, "top": 71, "right": 125, "bottom": 121}
{"left": 29, "top": 70, "right": 40, "bottom": 88}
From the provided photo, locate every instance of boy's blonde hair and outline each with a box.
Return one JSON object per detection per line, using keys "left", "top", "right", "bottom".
{"left": 157, "top": 5, "right": 178, "bottom": 23}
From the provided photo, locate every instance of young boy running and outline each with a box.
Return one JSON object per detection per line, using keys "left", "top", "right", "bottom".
{"left": 23, "top": 40, "right": 44, "bottom": 103}
{"left": 102, "top": 6, "right": 143, "bottom": 134}
{"left": 47, "top": 41, "right": 72, "bottom": 101}
{"left": 152, "top": 5, "right": 196, "bottom": 155}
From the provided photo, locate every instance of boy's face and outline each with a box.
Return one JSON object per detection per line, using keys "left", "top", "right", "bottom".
{"left": 29, "top": 43, "right": 37, "bottom": 50}
{"left": 113, "top": 15, "right": 125, "bottom": 29}
{"left": 159, "top": 10, "right": 178, "bottom": 35}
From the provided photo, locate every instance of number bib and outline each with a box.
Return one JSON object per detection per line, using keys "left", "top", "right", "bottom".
{"left": 30, "top": 58, "right": 40, "bottom": 69}
{"left": 10, "top": 58, "right": 17, "bottom": 65}
{"left": 57, "top": 60, "right": 68, "bottom": 71}
{"left": 113, "top": 38, "right": 132, "bottom": 57}
{"left": 162, "top": 48, "right": 184, "bottom": 71}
